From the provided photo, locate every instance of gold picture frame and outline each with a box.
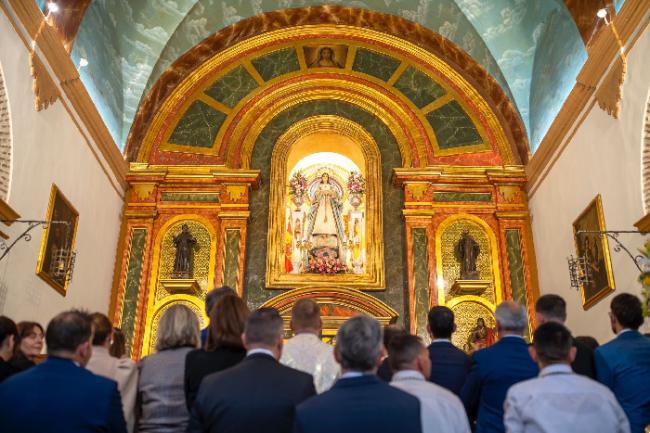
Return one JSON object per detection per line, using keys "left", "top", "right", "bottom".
{"left": 572, "top": 194, "right": 615, "bottom": 309}
{"left": 36, "top": 184, "right": 79, "bottom": 295}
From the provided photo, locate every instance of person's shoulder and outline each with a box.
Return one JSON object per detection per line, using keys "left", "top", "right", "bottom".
{"left": 507, "top": 375, "right": 539, "bottom": 395}
{"left": 278, "top": 361, "right": 314, "bottom": 382}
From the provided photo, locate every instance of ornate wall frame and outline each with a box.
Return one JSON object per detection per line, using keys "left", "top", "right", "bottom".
{"left": 266, "top": 116, "right": 384, "bottom": 289}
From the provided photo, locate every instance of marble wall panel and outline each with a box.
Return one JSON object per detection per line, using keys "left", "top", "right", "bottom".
{"left": 394, "top": 66, "right": 447, "bottom": 109}
{"left": 251, "top": 48, "right": 300, "bottom": 82}
{"left": 204, "top": 66, "right": 259, "bottom": 109}
{"left": 245, "top": 99, "right": 407, "bottom": 323}
{"left": 506, "top": 229, "right": 528, "bottom": 307}
{"left": 351, "top": 48, "right": 401, "bottom": 82}
{"left": 160, "top": 192, "right": 220, "bottom": 203}
{"left": 223, "top": 229, "right": 241, "bottom": 292}
{"left": 434, "top": 192, "right": 492, "bottom": 202}
{"left": 426, "top": 100, "right": 482, "bottom": 149}
{"left": 168, "top": 100, "right": 226, "bottom": 148}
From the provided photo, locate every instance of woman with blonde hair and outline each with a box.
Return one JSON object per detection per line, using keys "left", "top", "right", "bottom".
{"left": 136, "top": 304, "right": 199, "bottom": 433}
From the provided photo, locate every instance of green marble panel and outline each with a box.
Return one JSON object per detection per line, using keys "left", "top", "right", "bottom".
{"left": 168, "top": 100, "right": 226, "bottom": 148}
{"left": 246, "top": 99, "right": 406, "bottom": 325}
{"left": 352, "top": 48, "right": 401, "bottom": 82}
{"left": 426, "top": 100, "right": 482, "bottom": 149}
{"left": 251, "top": 48, "right": 300, "bottom": 82}
{"left": 121, "top": 228, "right": 147, "bottom": 356}
{"left": 160, "top": 192, "right": 219, "bottom": 203}
{"left": 394, "top": 66, "right": 446, "bottom": 109}
{"left": 434, "top": 192, "right": 492, "bottom": 203}
{"left": 223, "top": 229, "right": 241, "bottom": 291}
{"left": 506, "top": 229, "right": 530, "bottom": 339}
{"left": 413, "top": 228, "right": 430, "bottom": 340}
{"left": 204, "top": 66, "right": 259, "bottom": 108}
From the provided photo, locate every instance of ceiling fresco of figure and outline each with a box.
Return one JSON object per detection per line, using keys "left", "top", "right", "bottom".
{"left": 36, "top": 0, "right": 616, "bottom": 153}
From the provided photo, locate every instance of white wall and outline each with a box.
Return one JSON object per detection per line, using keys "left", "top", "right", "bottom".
{"left": 0, "top": 9, "right": 124, "bottom": 325}
{"left": 529, "top": 25, "right": 650, "bottom": 343}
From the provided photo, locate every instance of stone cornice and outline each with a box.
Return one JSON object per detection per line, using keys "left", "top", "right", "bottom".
{"left": 3, "top": 0, "right": 127, "bottom": 191}
{"left": 527, "top": 0, "right": 650, "bottom": 196}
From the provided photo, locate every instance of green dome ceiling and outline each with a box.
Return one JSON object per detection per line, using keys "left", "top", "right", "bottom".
{"left": 37, "top": 0, "right": 623, "bottom": 154}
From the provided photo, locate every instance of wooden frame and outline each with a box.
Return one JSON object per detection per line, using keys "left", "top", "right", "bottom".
{"left": 573, "top": 194, "right": 615, "bottom": 309}
{"left": 36, "top": 184, "right": 79, "bottom": 295}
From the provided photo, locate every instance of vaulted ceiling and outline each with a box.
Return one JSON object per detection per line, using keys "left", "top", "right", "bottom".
{"left": 36, "top": 0, "right": 625, "bottom": 154}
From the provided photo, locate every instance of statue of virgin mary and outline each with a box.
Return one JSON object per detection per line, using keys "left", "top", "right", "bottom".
{"left": 303, "top": 172, "right": 346, "bottom": 265}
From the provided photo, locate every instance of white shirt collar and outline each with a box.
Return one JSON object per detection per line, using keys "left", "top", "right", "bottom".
{"left": 431, "top": 338, "right": 451, "bottom": 344}
{"left": 618, "top": 328, "right": 634, "bottom": 335}
{"left": 247, "top": 348, "right": 275, "bottom": 358}
{"left": 539, "top": 363, "right": 573, "bottom": 377}
{"left": 340, "top": 371, "right": 365, "bottom": 379}
{"left": 501, "top": 335, "right": 525, "bottom": 340}
{"left": 391, "top": 370, "right": 426, "bottom": 382}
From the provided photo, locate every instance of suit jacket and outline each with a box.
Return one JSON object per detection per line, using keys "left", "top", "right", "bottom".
{"left": 0, "top": 358, "right": 18, "bottom": 383}
{"left": 427, "top": 340, "right": 470, "bottom": 396}
{"left": 87, "top": 346, "right": 138, "bottom": 433}
{"left": 0, "top": 357, "right": 127, "bottom": 433}
{"left": 572, "top": 338, "right": 595, "bottom": 379}
{"left": 294, "top": 375, "right": 422, "bottom": 433}
{"left": 595, "top": 330, "right": 650, "bottom": 433}
{"left": 184, "top": 345, "right": 246, "bottom": 410}
{"left": 460, "top": 336, "right": 538, "bottom": 433}
{"left": 188, "top": 353, "right": 315, "bottom": 433}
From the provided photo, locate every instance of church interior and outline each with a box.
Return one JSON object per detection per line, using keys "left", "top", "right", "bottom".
{"left": 0, "top": 0, "right": 649, "bottom": 359}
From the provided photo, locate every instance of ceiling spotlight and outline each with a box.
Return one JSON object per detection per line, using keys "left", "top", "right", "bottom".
{"left": 47, "top": 2, "right": 60, "bottom": 13}
{"left": 79, "top": 58, "right": 88, "bottom": 68}
{"left": 597, "top": 8, "right": 608, "bottom": 18}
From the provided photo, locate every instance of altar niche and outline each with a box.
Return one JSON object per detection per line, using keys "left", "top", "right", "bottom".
{"left": 266, "top": 116, "right": 384, "bottom": 289}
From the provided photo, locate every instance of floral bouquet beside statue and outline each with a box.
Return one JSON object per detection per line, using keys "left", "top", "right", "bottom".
{"left": 347, "top": 171, "right": 366, "bottom": 194}
{"left": 289, "top": 172, "right": 309, "bottom": 206}
{"left": 307, "top": 256, "right": 347, "bottom": 274}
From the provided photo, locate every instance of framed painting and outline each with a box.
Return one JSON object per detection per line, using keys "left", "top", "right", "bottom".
{"left": 36, "top": 184, "right": 79, "bottom": 295}
{"left": 572, "top": 194, "right": 615, "bottom": 309}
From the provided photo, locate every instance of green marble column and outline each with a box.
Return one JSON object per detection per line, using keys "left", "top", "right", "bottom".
{"left": 120, "top": 228, "right": 147, "bottom": 356}
{"left": 223, "top": 229, "right": 241, "bottom": 291}
{"left": 412, "top": 228, "right": 430, "bottom": 339}
{"left": 505, "top": 229, "right": 530, "bottom": 339}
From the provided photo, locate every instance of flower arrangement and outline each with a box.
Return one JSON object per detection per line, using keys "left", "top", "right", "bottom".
{"left": 637, "top": 240, "right": 650, "bottom": 317}
{"left": 347, "top": 171, "right": 366, "bottom": 195}
{"left": 289, "top": 172, "right": 308, "bottom": 198}
{"left": 307, "top": 256, "right": 347, "bottom": 274}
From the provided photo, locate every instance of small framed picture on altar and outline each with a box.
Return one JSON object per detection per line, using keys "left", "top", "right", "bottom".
{"left": 572, "top": 194, "right": 615, "bottom": 309}
{"left": 36, "top": 184, "right": 79, "bottom": 296}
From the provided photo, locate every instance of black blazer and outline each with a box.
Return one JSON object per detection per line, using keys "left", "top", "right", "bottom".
{"left": 187, "top": 353, "right": 316, "bottom": 433}
{"left": 572, "top": 338, "right": 595, "bottom": 379}
{"left": 427, "top": 341, "right": 470, "bottom": 396}
{"left": 184, "top": 345, "right": 246, "bottom": 410}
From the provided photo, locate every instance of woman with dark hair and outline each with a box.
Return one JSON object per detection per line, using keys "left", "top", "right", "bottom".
{"left": 110, "top": 327, "right": 127, "bottom": 358}
{"left": 10, "top": 321, "right": 43, "bottom": 372}
{"left": 184, "top": 294, "right": 249, "bottom": 410}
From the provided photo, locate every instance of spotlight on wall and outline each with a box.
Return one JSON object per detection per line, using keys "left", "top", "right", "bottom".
{"left": 79, "top": 58, "right": 89, "bottom": 68}
{"left": 47, "top": 2, "right": 59, "bottom": 13}
{"left": 596, "top": 8, "right": 608, "bottom": 18}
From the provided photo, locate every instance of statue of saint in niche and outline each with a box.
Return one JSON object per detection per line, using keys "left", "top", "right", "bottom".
{"left": 304, "top": 172, "right": 346, "bottom": 266}
{"left": 464, "top": 317, "right": 496, "bottom": 353}
{"left": 172, "top": 224, "right": 198, "bottom": 279}
{"left": 455, "top": 230, "right": 480, "bottom": 280}
{"left": 309, "top": 47, "right": 344, "bottom": 68}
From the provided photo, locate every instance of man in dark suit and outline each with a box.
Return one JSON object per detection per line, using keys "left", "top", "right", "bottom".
{"left": 595, "top": 293, "right": 650, "bottom": 433}
{"left": 0, "top": 310, "right": 127, "bottom": 433}
{"left": 535, "top": 294, "right": 595, "bottom": 378}
{"left": 461, "top": 301, "right": 538, "bottom": 433}
{"left": 188, "top": 307, "right": 315, "bottom": 433}
{"left": 426, "top": 306, "right": 470, "bottom": 395}
{"left": 294, "top": 315, "right": 422, "bottom": 433}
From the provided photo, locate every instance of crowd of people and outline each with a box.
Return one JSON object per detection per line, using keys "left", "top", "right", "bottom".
{"left": 0, "top": 288, "right": 648, "bottom": 433}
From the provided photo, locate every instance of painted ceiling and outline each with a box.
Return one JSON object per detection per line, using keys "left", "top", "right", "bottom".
{"left": 36, "top": 0, "right": 624, "bottom": 154}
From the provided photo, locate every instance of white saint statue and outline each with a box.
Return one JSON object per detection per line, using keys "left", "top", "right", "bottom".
{"left": 303, "top": 172, "right": 346, "bottom": 267}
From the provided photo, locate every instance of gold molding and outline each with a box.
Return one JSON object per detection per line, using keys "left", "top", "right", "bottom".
{"left": 266, "top": 115, "right": 385, "bottom": 289}
{"left": 527, "top": 0, "right": 650, "bottom": 195}
{"left": 595, "top": 55, "right": 627, "bottom": 118}
{"left": 634, "top": 212, "right": 650, "bottom": 233}
{"left": 0, "top": 199, "right": 20, "bottom": 224}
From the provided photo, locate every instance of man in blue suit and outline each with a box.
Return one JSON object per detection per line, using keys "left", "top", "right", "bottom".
{"left": 0, "top": 310, "right": 127, "bottom": 433}
{"left": 595, "top": 293, "right": 650, "bottom": 433}
{"left": 460, "top": 301, "right": 538, "bottom": 433}
{"left": 426, "top": 306, "right": 470, "bottom": 396}
{"left": 294, "top": 315, "right": 422, "bottom": 433}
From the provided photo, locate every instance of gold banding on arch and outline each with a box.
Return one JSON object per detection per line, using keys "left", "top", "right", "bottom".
{"left": 266, "top": 116, "right": 384, "bottom": 289}
{"left": 134, "top": 26, "right": 517, "bottom": 167}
